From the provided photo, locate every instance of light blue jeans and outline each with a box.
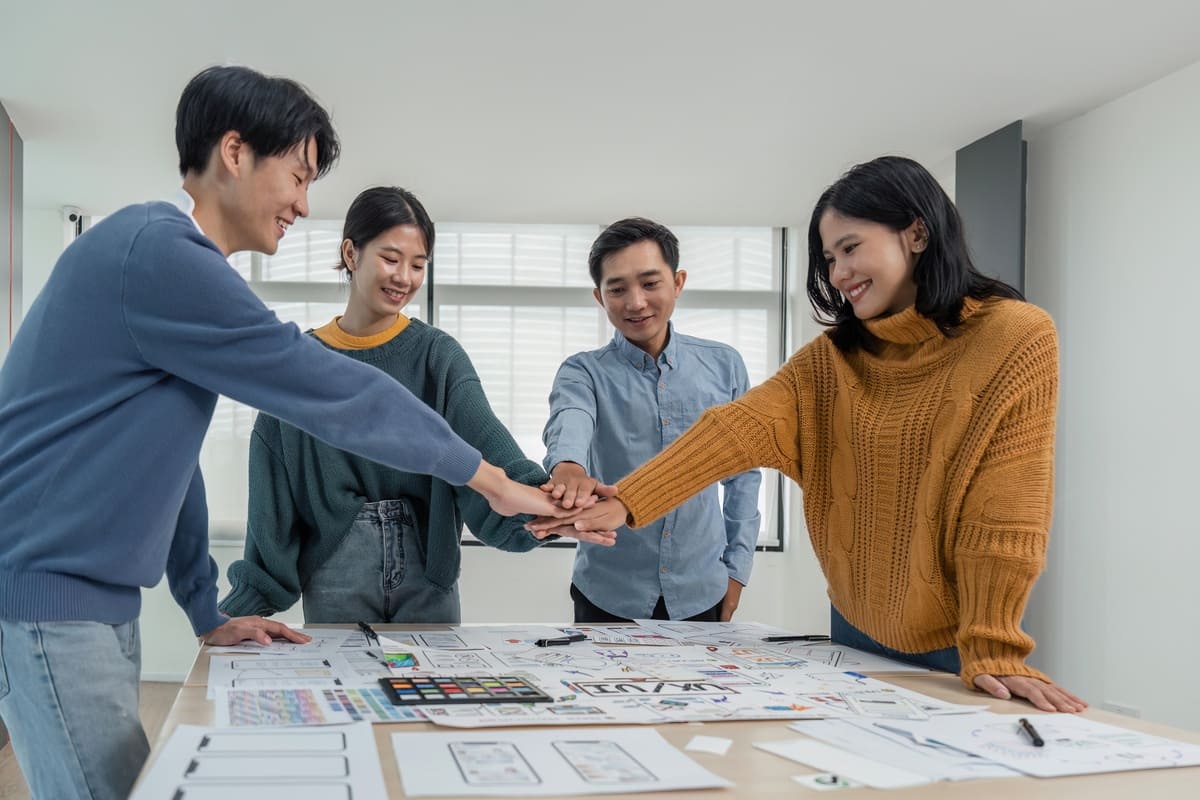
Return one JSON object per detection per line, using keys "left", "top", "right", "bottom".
{"left": 302, "top": 498, "right": 461, "bottom": 624}
{"left": 0, "top": 618, "right": 148, "bottom": 799}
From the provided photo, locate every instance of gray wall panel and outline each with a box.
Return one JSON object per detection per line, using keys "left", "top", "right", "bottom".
{"left": 955, "top": 120, "right": 1026, "bottom": 294}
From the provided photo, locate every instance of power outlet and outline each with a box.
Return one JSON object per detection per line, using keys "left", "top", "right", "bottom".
{"left": 1101, "top": 701, "right": 1141, "bottom": 719}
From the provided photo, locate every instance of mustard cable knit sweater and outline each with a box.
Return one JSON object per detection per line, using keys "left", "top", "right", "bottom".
{"left": 617, "top": 297, "right": 1057, "bottom": 687}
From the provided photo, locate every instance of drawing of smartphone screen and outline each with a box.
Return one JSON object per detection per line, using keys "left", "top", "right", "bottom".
{"left": 447, "top": 741, "right": 541, "bottom": 786}
{"left": 841, "top": 692, "right": 928, "bottom": 720}
{"left": 174, "top": 784, "right": 351, "bottom": 800}
{"left": 552, "top": 740, "right": 657, "bottom": 784}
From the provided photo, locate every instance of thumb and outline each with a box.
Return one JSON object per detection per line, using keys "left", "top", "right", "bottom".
{"left": 595, "top": 482, "right": 619, "bottom": 498}
{"left": 973, "top": 674, "right": 1011, "bottom": 700}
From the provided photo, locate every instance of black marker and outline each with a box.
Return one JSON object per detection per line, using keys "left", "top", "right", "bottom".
{"left": 1019, "top": 717, "right": 1045, "bottom": 747}
{"left": 762, "top": 634, "right": 832, "bottom": 643}
{"left": 535, "top": 633, "right": 588, "bottom": 647}
{"left": 357, "top": 620, "right": 380, "bottom": 645}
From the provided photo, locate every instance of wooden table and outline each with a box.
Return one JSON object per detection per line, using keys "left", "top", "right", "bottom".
{"left": 141, "top": 624, "right": 1200, "bottom": 798}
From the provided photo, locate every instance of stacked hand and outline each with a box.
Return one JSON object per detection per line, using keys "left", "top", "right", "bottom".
{"left": 525, "top": 461, "right": 626, "bottom": 540}
{"left": 973, "top": 674, "right": 1088, "bottom": 712}
{"left": 468, "top": 459, "right": 619, "bottom": 546}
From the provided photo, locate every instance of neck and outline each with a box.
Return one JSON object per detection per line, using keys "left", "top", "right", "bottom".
{"left": 631, "top": 327, "right": 669, "bottom": 359}
{"left": 180, "top": 178, "right": 233, "bottom": 256}
{"left": 338, "top": 305, "right": 400, "bottom": 338}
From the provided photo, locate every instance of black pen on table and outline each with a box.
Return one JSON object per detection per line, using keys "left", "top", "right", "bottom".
{"left": 535, "top": 633, "right": 588, "bottom": 647}
{"left": 357, "top": 620, "right": 380, "bottom": 645}
{"left": 762, "top": 634, "right": 832, "bottom": 643}
{"left": 1018, "top": 717, "right": 1045, "bottom": 747}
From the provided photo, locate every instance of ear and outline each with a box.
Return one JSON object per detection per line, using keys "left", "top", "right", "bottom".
{"left": 673, "top": 269, "right": 688, "bottom": 295}
{"left": 593, "top": 287, "right": 604, "bottom": 307}
{"left": 217, "top": 131, "right": 249, "bottom": 178}
{"left": 341, "top": 239, "right": 356, "bottom": 272}
{"left": 907, "top": 219, "right": 929, "bottom": 253}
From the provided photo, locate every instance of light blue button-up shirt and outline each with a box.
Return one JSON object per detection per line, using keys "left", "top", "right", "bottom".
{"left": 543, "top": 324, "right": 762, "bottom": 619}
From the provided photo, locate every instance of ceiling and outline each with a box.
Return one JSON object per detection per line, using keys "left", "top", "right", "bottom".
{"left": 3, "top": 0, "right": 1200, "bottom": 225}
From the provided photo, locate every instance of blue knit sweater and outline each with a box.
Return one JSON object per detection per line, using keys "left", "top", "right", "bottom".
{"left": 0, "top": 203, "right": 481, "bottom": 635}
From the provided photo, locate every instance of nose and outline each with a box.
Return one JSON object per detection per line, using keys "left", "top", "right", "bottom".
{"left": 626, "top": 287, "right": 647, "bottom": 310}
{"left": 829, "top": 256, "right": 851, "bottom": 289}
{"left": 294, "top": 186, "right": 310, "bottom": 219}
{"left": 390, "top": 264, "right": 412, "bottom": 288}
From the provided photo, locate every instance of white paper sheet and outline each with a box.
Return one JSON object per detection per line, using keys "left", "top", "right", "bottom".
{"left": 130, "top": 723, "right": 386, "bottom": 800}
{"left": 875, "top": 712, "right": 1200, "bottom": 778}
{"left": 753, "top": 738, "right": 933, "bottom": 789}
{"left": 788, "top": 719, "right": 1020, "bottom": 781}
{"left": 391, "top": 727, "right": 732, "bottom": 795}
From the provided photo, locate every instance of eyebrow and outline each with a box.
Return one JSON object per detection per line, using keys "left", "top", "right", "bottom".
{"left": 379, "top": 245, "right": 428, "bottom": 258}
{"left": 605, "top": 269, "right": 666, "bottom": 286}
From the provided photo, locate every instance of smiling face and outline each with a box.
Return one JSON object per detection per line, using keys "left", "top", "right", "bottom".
{"left": 819, "top": 210, "right": 925, "bottom": 320}
{"left": 224, "top": 136, "right": 317, "bottom": 256}
{"left": 593, "top": 239, "right": 686, "bottom": 357}
{"left": 340, "top": 224, "right": 428, "bottom": 336}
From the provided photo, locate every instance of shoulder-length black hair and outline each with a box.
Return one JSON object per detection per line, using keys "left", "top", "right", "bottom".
{"left": 336, "top": 187, "right": 435, "bottom": 275}
{"left": 806, "top": 155, "right": 1022, "bottom": 352}
{"left": 176, "top": 65, "right": 340, "bottom": 179}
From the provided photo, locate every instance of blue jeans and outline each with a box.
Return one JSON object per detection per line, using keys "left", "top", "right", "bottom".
{"left": 0, "top": 618, "right": 149, "bottom": 799}
{"left": 302, "top": 498, "right": 461, "bottom": 624}
{"left": 830, "top": 606, "right": 962, "bottom": 674}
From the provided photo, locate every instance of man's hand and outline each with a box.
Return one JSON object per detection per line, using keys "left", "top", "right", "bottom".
{"left": 530, "top": 526, "right": 618, "bottom": 546}
{"left": 973, "top": 674, "right": 1088, "bottom": 712}
{"left": 542, "top": 462, "right": 600, "bottom": 510}
{"left": 201, "top": 616, "right": 311, "bottom": 646}
{"left": 719, "top": 577, "right": 743, "bottom": 622}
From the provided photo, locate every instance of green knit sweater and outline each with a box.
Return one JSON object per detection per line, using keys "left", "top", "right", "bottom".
{"left": 220, "top": 319, "right": 546, "bottom": 617}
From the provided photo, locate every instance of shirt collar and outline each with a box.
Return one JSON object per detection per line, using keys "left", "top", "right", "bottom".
{"left": 612, "top": 321, "right": 678, "bottom": 371}
{"left": 167, "top": 187, "right": 208, "bottom": 238}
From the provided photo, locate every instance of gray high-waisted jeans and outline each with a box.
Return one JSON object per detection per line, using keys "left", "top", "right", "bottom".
{"left": 302, "top": 498, "right": 461, "bottom": 623}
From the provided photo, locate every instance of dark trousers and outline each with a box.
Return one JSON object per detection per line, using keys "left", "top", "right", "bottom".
{"left": 570, "top": 583, "right": 721, "bottom": 624}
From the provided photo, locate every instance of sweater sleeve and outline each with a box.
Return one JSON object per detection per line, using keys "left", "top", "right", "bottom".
{"left": 953, "top": 321, "right": 1058, "bottom": 688}
{"left": 220, "top": 417, "right": 306, "bottom": 617}
{"left": 719, "top": 353, "right": 763, "bottom": 586}
{"left": 122, "top": 217, "right": 481, "bottom": 485}
{"left": 165, "top": 465, "right": 225, "bottom": 636}
{"left": 619, "top": 352, "right": 805, "bottom": 528}
{"left": 439, "top": 340, "right": 546, "bottom": 552}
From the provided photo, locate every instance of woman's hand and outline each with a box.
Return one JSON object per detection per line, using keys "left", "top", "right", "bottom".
{"left": 973, "top": 674, "right": 1088, "bottom": 712}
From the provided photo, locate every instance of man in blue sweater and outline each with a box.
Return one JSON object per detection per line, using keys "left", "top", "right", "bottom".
{"left": 0, "top": 66, "right": 603, "bottom": 800}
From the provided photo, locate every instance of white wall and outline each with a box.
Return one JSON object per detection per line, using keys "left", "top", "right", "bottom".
{"left": 1023, "top": 59, "right": 1200, "bottom": 731}
{"left": 21, "top": 207, "right": 61, "bottom": 317}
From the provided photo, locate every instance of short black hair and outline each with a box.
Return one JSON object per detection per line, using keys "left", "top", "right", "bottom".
{"left": 337, "top": 187, "right": 435, "bottom": 275}
{"left": 588, "top": 217, "right": 679, "bottom": 287}
{"left": 176, "top": 65, "right": 340, "bottom": 179}
{"left": 806, "top": 155, "right": 1023, "bottom": 353}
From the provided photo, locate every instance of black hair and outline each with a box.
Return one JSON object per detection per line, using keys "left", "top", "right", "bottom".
{"left": 588, "top": 217, "right": 679, "bottom": 287}
{"left": 336, "top": 187, "right": 435, "bottom": 275}
{"left": 806, "top": 155, "right": 1023, "bottom": 352}
{"left": 176, "top": 65, "right": 340, "bottom": 179}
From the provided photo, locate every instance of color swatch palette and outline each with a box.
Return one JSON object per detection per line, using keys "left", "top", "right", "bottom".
{"left": 379, "top": 675, "right": 553, "bottom": 705}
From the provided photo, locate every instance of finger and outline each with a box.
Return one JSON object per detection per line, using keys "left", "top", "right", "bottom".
{"left": 254, "top": 628, "right": 272, "bottom": 645}
{"left": 973, "top": 674, "right": 1011, "bottom": 700}
{"left": 572, "top": 530, "right": 617, "bottom": 546}
{"left": 573, "top": 493, "right": 598, "bottom": 510}
{"left": 551, "top": 483, "right": 566, "bottom": 500}
{"left": 271, "top": 623, "right": 311, "bottom": 643}
{"left": 594, "top": 483, "right": 619, "bottom": 498}
{"left": 561, "top": 485, "right": 579, "bottom": 510}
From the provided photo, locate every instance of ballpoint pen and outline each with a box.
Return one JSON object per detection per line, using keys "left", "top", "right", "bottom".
{"left": 1019, "top": 717, "right": 1045, "bottom": 747}
{"left": 357, "top": 620, "right": 380, "bottom": 645}
{"left": 535, "top": 633, "right": 588, "bottom": 647}
{"left": 762, "top": 634, "right": 832, "bottom": 643}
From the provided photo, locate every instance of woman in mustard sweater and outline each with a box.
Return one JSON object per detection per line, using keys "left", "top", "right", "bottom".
{"left": 532, "top": 156, "right": 1085, "bottom": 713}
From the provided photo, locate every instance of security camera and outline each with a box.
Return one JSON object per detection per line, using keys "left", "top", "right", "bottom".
{"left": 61, "top": 206, "right": 83, "bottom": 224}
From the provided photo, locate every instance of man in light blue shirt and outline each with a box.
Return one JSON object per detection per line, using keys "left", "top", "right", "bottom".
{"left": 543, "top": 218, "right": 762, "bottom": 622}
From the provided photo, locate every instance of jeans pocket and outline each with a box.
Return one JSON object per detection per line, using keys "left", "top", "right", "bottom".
{"left": 0, "top": 624, "right": 10, "bottom": 700}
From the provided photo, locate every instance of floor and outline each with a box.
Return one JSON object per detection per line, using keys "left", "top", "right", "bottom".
{"left": 0, "top": 681, "right": 180, "bottom": 799}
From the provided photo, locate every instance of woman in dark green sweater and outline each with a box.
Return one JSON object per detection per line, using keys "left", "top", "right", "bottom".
{"left": 220, "top": 187, "right": 611, "bottom": 623}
